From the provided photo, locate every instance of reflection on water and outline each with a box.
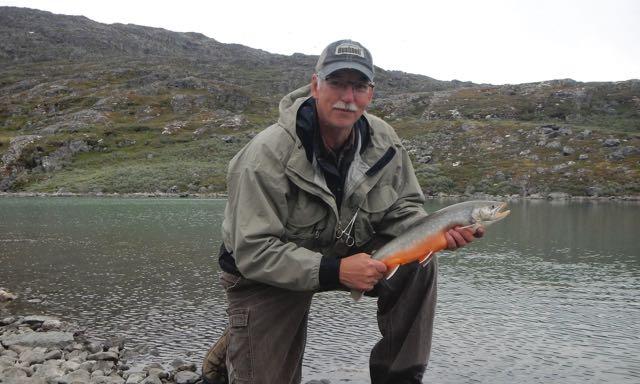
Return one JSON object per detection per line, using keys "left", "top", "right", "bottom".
{"left": 1, "top": 198, "right": 639, "bottom": 383}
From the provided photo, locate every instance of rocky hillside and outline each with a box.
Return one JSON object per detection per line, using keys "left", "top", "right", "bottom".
{"left": 1, "top": 6, "right": 638, "bottom": 197}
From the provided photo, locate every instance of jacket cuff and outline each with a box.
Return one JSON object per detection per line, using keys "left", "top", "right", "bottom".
{"left": 319, "top": 256, "right": 341, "bottom": 290}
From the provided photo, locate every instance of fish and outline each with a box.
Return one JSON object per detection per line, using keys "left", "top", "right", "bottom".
{"left": 351, "top": 200, "right": 510, "bottom": 301}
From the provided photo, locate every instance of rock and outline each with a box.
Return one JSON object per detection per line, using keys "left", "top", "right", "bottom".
{"left": 41, "top": 320, "right": 64, "bottom": 331}
{"left": 586, "top": 186, "right": 603, "bottom": 197}
{"left": 493, "top": 170, "right": 506, "bottom": 181}
{"left": 140, "top": 374, "right": 162, "bottom": 384}
{"left": 78, "top": 360, "right": 96, "bottom": 372}
{"left": 578, "top": 154, "right": 589, "bottom": 160}
{"left": 219, "top": 114, "right": 247, "bottom": 129}
{"left": 559, "top": 127, "right": 573, "bottom": 135}
{"left": 562, "top": 146, "right": 574, "bottom": 156}
{"left": 19, "top": 347, "right": 47, "bottom": 365}
{"left": 577, "top": 129, "right": 592, "bottom": 139}
{"left": 103, "top": 336, "right": 126, "bottom": 351}
{"left": 104, "top": 374, "right": 126, "bottom": 384}
{"left": 93, "top": 360, "right": 115, "bottom": 373}
{"left": 41, "top": 140, "right": 92, "bottom": 172}
{"left": 602, "top": 138, "right": 620, "bottom": 147}
{"left": 1, "top": 316, "right": 17, "bottom": 325}
{"left": 169, "top": 359, "right": 185, "bottom": 370}
{"left": 0, "top": 332, "right": 75, "bottom": 349}
{"left": 166, "top": 185, "right": 179, "bottom": 194}
{"left": 9, "top": 345, "right": 30, "bottom": 355}
{"left": 32, "top": 364, "right": 65, "bottom": 382}
{"left": 2, "top": 349, "right": 19, "bottom": 359}
{"left": 608, "top": 146, "right": 638, "bottom": 160}
{"left": 1, "top": 367, "right": 28, "bottom": 380}
{"left": 44, "top": 349, "right": 62, "bottom": 361}
{"left": 21, "top": 315, "right": 60, "bottom": 326}
{"left": 551, "top": 163, "right": 570, "bottom": 173}
{"left": 86, "top": 342, "right": 103, "bottom": 354}
{"left": 548, "top": 192, "right": 570, "bottom": 199}
{"left": 59, "top": 368, "right": 91, "bottom": 384}
{"left": 174, "top": 370, "right": 200, "bottom": 384}
{"left": 62, "top": 360, "right": 81, "bottom": 372}
{"left": 460, "top": 123, "right": 476, "bottom": 131}
{"left": 417, "top": 155, "right": 432, "bottom": 164}
{"left": 87, "top": 351, "right": 119, "bottom": 361}
{"left": 146, "top": 367, "right": 167, "bottom": 379}
{"left": 0, "top": 355, "right": 16, "bottom": 369}
{"left": 545, "top": 141, "right": 562, "bottom": 149}
{"left": 0, "top": 289, "right": 18, "bottom": 302}
{"left": 175, "top": 362, "right": 197, "bottom": 372}
{"left": 124, "top": 372, "right": 146, "bottom": 384}
{"left": 66, "top": 348, "right": 88, "bottom": 360}
{"left": 162, "top": 121, "right": 186, "bottom": 135}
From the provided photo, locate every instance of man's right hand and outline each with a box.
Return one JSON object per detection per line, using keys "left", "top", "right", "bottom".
{"left": 339, "top": 253, "right": 387, "bottom": 291}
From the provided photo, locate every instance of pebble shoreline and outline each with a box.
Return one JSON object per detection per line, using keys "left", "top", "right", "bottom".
{"left": 0, "top": 314, "right": 331, "bottom": 384}
{"left": 0, "top": 314, "right": 202, "bottom": 384}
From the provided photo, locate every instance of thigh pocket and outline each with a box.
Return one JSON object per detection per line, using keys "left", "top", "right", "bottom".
{"left": 227, "top": 308, "right": 252, "bottom": 382}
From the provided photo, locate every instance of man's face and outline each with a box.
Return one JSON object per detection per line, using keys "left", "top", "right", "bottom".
{"left": 311, "top": 69, "right": 374, "bottom": 131}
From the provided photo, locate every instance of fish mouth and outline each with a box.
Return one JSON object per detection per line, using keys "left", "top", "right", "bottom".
{"left": 492, "top": 202, "right": 511, "bottom": 221}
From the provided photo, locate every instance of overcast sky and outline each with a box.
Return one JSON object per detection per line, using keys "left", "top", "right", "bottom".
{"left": 2, "top": 0, "right": 638, "bottom": 84}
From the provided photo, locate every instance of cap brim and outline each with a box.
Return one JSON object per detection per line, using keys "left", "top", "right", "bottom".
{"left": 318, "top": 62, "right": 374, "bottom": 82}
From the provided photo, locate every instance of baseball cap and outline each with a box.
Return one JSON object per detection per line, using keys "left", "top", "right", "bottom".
{"left": 315, "top": 39, "right": 374, "bottom": 82}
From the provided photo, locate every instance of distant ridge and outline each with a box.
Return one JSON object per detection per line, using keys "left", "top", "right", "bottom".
{"left": 0, "top": 6, "right": 637, "bottom": 196}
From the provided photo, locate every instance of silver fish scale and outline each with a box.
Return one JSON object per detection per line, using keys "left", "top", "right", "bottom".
{"left": 371, "top": 200, "right": 501, "bottom": 260}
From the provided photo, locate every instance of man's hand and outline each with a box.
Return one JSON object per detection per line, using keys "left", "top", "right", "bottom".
{"left": 339, "top": 253, "right": 387, "bottom": 292}
{"left": 445, "top": 226, "right": 485, "bottom": 250}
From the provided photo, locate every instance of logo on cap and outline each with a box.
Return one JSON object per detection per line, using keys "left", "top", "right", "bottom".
{"left": 335, "top": 43, "right": 365, "bottom": 58}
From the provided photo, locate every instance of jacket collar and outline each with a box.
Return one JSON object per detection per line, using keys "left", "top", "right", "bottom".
{"left": 280, "top": 85, "right": 397, "bottom": 214}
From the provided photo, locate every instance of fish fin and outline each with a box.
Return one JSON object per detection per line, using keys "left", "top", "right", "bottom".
{"left": 458, "top": 223, "right": 480, "bottom": 231}
{"left": 350, "top": 290, "right": 364, "bottom": 301}
{"left": 385, "top": 265, "right": 400, "bottom": 280}
{"left": 419, "top": 251, "right": 434, "bottom": 266}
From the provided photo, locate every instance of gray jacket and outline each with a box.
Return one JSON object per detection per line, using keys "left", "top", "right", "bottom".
{"left": 222, "top": 85, "right": 427, "bottom": 291}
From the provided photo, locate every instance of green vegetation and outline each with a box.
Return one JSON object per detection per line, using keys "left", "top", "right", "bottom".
{"left": 0, "top": 8, "right": 637, "bottom": 197}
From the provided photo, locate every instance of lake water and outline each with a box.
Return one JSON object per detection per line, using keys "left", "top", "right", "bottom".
{"left": 1, "top": 197, "right": 639, "bottom": 383}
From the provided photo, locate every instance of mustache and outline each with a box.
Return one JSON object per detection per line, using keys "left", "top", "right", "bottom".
{"left": 332, "top": 101, "right": 357, "bottom": 112}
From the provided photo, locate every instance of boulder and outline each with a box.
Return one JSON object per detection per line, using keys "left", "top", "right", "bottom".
{"left": 21, "top": 315, "right": 60, "bottom": 326}
{"left": 0, "top": 289, "right": 18, "bottom": 302}
{"left": 608, "top": 146, "right": 638, "bottom": 160}
{"left": 124, "top": 371, "right": 146, "bottom": 384}
{"left": 19, "top": 347, "right": 47, "bottom": 365}
{"left": 140, "top": 374, "right": 162, "bottom": 384}
{"left": 59, "top": 368, "right": 91, "bottom": 384}
{"left": 32, "top": 364, "right": 65, "bottom": 382}
{"left": 1, "top": 367, "right": 28, "bottom": 380}
{"left": 0, "top": 332, "right": 74, "bottom": 349}
{"left": 87, "top": 351, "right": 119, "bottom": 362}
{"left": 602, "top": 138, "right": 620, "bottom": 147}
{"left": 174, "top": 370, "right": 200, "bottom": 384}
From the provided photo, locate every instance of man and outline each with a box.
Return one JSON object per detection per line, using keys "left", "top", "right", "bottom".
{"left": 206, "top": 39, "right": 481, "bottom": 384}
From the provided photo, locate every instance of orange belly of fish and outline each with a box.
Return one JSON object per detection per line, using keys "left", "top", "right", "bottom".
{"left": 381, "top": 232, "right": 448, "bottom": 268}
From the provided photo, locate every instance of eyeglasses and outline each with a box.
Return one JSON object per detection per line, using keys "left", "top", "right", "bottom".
{"left": 324, "top": 77, "right": 374, "bottom": 94}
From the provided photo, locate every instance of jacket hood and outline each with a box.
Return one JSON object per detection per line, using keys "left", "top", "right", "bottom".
{"left": 278, "top": 84, "right": 312, "bottom": 133}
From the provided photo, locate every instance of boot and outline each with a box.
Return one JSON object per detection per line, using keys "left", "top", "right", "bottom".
{"left": 202, "top": 328, "right": 229, "bottom": 384}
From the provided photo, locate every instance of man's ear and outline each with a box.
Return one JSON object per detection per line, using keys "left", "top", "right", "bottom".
{"left": 311, "top": 74, "right": 319, "bottom": 98}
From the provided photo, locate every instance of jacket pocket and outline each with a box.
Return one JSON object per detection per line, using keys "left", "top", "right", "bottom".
{"left": 354, "top": 185, "right": 398, "bottom": 247}
{"left": 227, "top": 308, "right": 252, "bottom": 382}
{"left": 285, "top": 194, "right": 327, "bottom": 245}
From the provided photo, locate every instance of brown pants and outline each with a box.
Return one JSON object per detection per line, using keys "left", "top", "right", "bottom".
{"left": 220, "top": 256, "right": 438, "bottom": 384}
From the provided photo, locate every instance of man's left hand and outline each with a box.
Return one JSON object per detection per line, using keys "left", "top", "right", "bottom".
{"left": 445, "top": 226, "right": 484, "bottom": 250}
